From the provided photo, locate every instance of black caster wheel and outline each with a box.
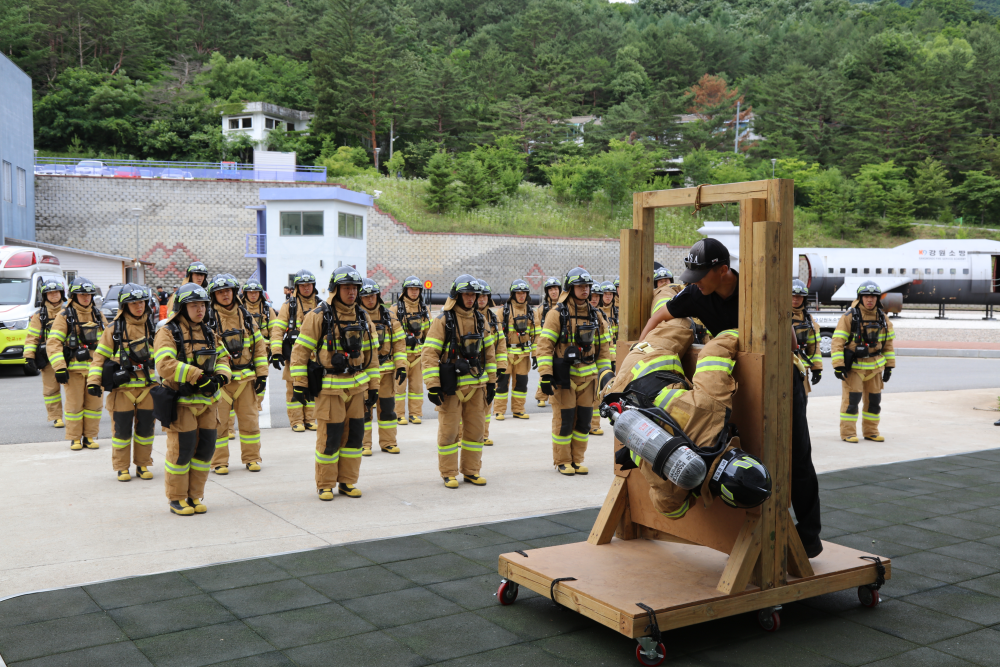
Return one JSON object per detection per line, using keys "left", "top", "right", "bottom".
{"left": 635, "top": 640, "right": 666, "bottom": 666}
{"left": 757, "top": 608, "right": 781, "bottom": 632}
{"left": 858, "top": 585, "right": 880, "bottom": 608}
{"left": 497, "top": 579, "right": 518, "bottom": 605}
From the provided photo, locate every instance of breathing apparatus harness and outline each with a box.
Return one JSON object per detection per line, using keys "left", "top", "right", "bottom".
{"left": 315, "top": 300, "right": 374, "bottom": 376}
{"left": 397, "top": 295, "right": 429, "bottom": 351}
{"left": 164, "top": 318, "right": 220, "bottom": 396}
{"left": 555, "top": 300, "right": 602, "bottom": 365}
{"left": 34, "top": 303, "right": 60, "bottom": 370}
{"left": 213, "top": 303, "right": 257, "bottom": 372}
{"left": 502, "top": 300, "right": 533, "bottom": 352}
{"left": 374, "top": 303, "right": 394, "bottom": 365}
{"left": 436, "top": 306, "right": 487, "bottom": 395}
{"left": 103, "top": 313, "right": 155, "bottom": 390}
{"left": 62, "top": 302, "right": 105, "bottom": 363}
{"left": 792, "top": 307, "right": 817, "bottom": 366}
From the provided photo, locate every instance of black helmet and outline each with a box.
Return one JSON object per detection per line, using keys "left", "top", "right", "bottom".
{"left": 68, "top": 277, "right": 97, "bottom": 298}
{"left": 709, "top": 448, "right": 773, "bottom": 509}
{"left": 208, "top": 274, "right": 240, "bottom": 298}
{"left": 654, "top": 267, "right": 674, "bottom": 283}
{"left": 186, "top": 261, "right": 208, "bottom": 280}
{"left": 401, "top": 275, "right": 423, "bottom": 300}
{"left": 591, "top": 282, "right": 604, "bottom": 296}
{"left": 40, "top": 278, "right": 66, "bottom": 301}
{"left": 509, "top": 279, "right": 530, "bottom": 297}
{"left": 478, "top": 281, "right": 497, "bottom": 307}
{"left": 792, "top": 279, "right": 809, "bottom": 296}
{"left": 118, "top": 283, "right": 150, "bottom": 307}
{"left": 240, "top": 279, "right": 264, "bottom": 299}
{"left": 857, "top": 280, "right": 882, "bottom": 297}
{"left": 329, "top": 266, "right": 363, "bottom": 292}
{"left": 614, "top": 276, "right": 620, "bottom": 290}
{"left": 449, "top": 274, "right": 481, "bottom": 300}
{"left": 173, "top": 282, "right": 210, "bottom": 318}
{"left": 292, "top": 269, "right": 317, "bottom": 289}
{"left": 600, "top": 280, "right": 616, "bottom": 294}
{"left": 563, "top": 268, "right": 593, "bottom": 295}
{"left": 359, "top": 277, "right": 383, "bottom": 302}
{"left": 543, "top": 277, "right": 561, "bottom": 292}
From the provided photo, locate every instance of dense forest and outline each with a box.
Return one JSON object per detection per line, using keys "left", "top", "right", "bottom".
{"left": 5, "top": 0, "right": 1000, "bottom": 232}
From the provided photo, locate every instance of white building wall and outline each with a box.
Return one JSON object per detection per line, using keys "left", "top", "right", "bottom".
{"left": 264, "top": 200, "right": 368, "bottom": 301}
{"left": 49, "top": 251, "right": 138, "bottom": 296}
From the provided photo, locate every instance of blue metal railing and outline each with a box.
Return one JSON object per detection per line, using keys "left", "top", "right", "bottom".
{"left": 34, "top": 157, "right": 327, "bottom": 183}
{"left": 245, "top": 234, "right": 267, "bottom": 258}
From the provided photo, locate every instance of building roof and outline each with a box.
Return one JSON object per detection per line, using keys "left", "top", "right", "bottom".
{"left": 5, "top": 238, "right": 156, "bottom": 266}
{"left": 225, "top": 102, "right": 313, "bottom": 122}
{"left": 258, "top": 186, "right": 373, "bottom": 207}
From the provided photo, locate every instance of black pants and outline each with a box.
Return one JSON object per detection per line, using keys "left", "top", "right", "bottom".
{"left": 792, "top": 374, "right": 822, "bottom": 552}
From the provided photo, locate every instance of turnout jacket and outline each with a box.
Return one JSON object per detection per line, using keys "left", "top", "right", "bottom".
{"left": 652, "top": 282, "right": 684, "bottom": 315}
{"left": 792, "top": 305, "right": 822, "bottom": 371}
{"left": 213, "top": 302, "right": 269, "bottom": 383}
{"left": 421, "top": 302, "right": 498, "bottom": 392}
{"left": 481, "top": 303, "right": 508, "bottom": 374}
{"left": 244, "top": 298, "right": 277, "bottom": 342}
{"left": 290, "top": 297, "right": 378, "bottom": 397}
{"left": 46, "top": 301, "right": 108, "bottom": 375}
{"left": 831, "top": 301, "right": 896, "bottom": 373}
{"left": 362, "top": 302, "right": 407, "bottom": 377}
{"left": 397, "top": 296, "right": 431, "bottom": 355}
{"left": 269, "top": 293, "right": 319, "bottom": 356}
{"left": 600, "top": 303, "right": 619, "bottom": 358}
{"left": 499, "top": 299, "right": 536, "bottom": 357}
{"left": 536, "top": 297, "right": 613, "bottom": 386}
{"left": 532, "top": 297, "right": 558, "bottom": 359}
{"left": 88, "top": 310, "right": 157, "bottom": 389}
{"left": 25, "top": 301, "right": 64, "bottom": 360}
{"left": 153, "top": 316, "right": 233, "bottom": 410}
{"left": 606, "top": 320, "right": 739, "bottom": 519}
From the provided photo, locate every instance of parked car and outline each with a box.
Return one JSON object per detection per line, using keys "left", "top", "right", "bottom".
{"left": 139, "top": 169, "right": 154, "bottom": 179}
{"left": 33, "top": 164, "right": 69, "bottom": 176}
{"left": 113, "top": 167, "right": 141, "bottom": 178}
{"left": 160, "top": 168, "right": 193, "bottom": 180}
{"left": 74, "top": 160, "right": 108, "bottom": 176}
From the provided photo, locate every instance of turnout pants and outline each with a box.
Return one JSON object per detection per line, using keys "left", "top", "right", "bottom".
{"left": 550, "top": 380, "right": 595, "bottom": 466}
{"left": 792, "top": 375, "right": 822, "bottom": 551}
{"left": 494, "top": 354, "right": 530, "bottom": 415}
{"left": 437, "top": 387, "right": 486, "bottom": 478}
{"left": 591, "top": 388, "right": 602, "bottom": 431}
{"left": 283, "top": 364, "right": 314, "bottom": 427}
{"left": 164, "top": 403, "right": 217, "bottom": 501}
{"left": 363, "top": 372, "right": 398, "bottom": 451}
{"left": 395, "top": 352, "right": 423, "bottom": 418}
{"left": 40, "top": 365, "right": 64, "bottom": 420}
{"left": 65, "top": 371, "right": 102, "bottom": 441}
{"left": 109, "top": 386, "right": 155, "bottom": 471}
{"left": 839, "top": 368, "right": 884, "bottom": 439}
{"left": 314, "top": 391, "right": 365, "bottom": 490}
{"left": 213, "top": 378, "right": 261, "bottom": 466}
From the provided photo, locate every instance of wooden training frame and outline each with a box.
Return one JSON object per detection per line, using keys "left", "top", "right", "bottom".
{"left": 497, "top": 180, "right": 889, "bottom": 651}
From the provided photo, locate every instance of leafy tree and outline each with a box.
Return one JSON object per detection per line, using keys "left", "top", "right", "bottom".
{"left": 911, "top": 157, "right": 952, "bottom": 218}
{"left": 884, "top": 186, "right": 917, "bottom": 235}
{"left": 386, "top": 150, "right": 406, "bottom": 177}
{"left": 609, "top": 45, "right": 650, "bottom": 103}
{"left": 951, "top": 170, "right": 1000, "bottom": 224}
{"left": 424, "top": 151, "right": 455, "bottom": 213}
{"left": 456, "top": 156, "right": 489, "bottom": 209}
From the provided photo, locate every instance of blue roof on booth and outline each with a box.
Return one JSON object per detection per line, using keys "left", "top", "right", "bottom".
{"left": 258, "top": 187, "right": 373, "bottom": 206}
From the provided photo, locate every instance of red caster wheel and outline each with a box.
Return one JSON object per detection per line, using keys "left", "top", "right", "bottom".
{"left": 757, "top": 608, "right": 781, "bottom": 632}
{"left": 497, "top": 579, "right": 519, "bottom": 605}
{"left": 858, "top": 585, "right": 880, "bottom": 608}
{"left": 635, "top": 640, "right": 666, "bottom": 666}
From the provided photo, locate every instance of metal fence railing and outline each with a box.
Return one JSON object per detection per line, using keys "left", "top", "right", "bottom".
{"left": 245, "top": 234, "right": 267, "bottom": 258}
{"left": 34, "top": 157, "right": 327, "bottom": 183}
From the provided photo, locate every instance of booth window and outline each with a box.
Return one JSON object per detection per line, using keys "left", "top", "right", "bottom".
{"left": 280, "top": 211, "right": 324, "bottom": 236}
{"left": 339, "top": 212, "right": 364, "bottom": 239}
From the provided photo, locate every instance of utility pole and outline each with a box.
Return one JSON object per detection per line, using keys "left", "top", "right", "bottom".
{"left": 389, "top": 119, "right": 394, "bottom": 160}
{"left": 374, "top": 147, "right": 382, "bottom": 172}
{"left": 129, "top": 207, "right": 143, "bottom": 282}
{"left": 734, "top": 101, "right": 741, "bottom": 154}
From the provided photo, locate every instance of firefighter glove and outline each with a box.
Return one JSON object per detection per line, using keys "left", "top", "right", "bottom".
{"left": 615, "top": 446, "right": 638, "bottom": 471}
{"left": 292, "top": 386, "right": 311, "bottom": 406}
{"left": 882, "top": 367, "right": 892, "bottom": 383}
{"left": 540, "top": 374, "right": 554, "bottom": 395}
{"left": 395, "top": 367, "right": 406, "bottom": 384}
{"left": 195, "top": 375, "right": 218, "bottom": 395}
{"left": 428, "top": 386, "right": 443, "bottom": 406}
{"left": 531, "top": 356, "right": 538, "bottom": 370}
{"left": 364, "top": 389, "right": 378, "bottom": 410}
{"left": 834, "top": 369, "right": 845, "bottom": 381}
{"left": 24, "top": 358, "right": 36, "bottom": 374}
{"left": 486, "top": 382, "right": 496, "bottom": 404}
{"left": 54, "top": 368, "right": 69, "bottom": 384}
{"left": 87, "top": 384, "right": 102, "bottom": 397}
{"left": 496, "top": 367, "right": 505, "bottom": 378}
{"left": 811, "top": 369, "right": 822, "bottom": 385}
{"left": 270, "top": 353, "right": 284, "bottom": 370}
{"left": 254, "top": 376, "right": 267, "bottom": 394}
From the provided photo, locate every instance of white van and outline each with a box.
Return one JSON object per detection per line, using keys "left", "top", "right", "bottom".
{"left": 0, "top": 246, "right": 65, "bottom": 375}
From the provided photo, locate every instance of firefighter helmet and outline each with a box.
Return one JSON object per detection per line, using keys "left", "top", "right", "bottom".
{"left": 792, "top": 279, "right": 809, "bottom": 296}
{"left": 709, "top": 448, "right": 773, "bottom": 509}
{"left": 857, "top": 280, "right": 882, "bottom": 296}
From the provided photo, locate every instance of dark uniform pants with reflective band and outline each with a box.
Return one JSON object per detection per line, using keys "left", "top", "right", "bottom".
{"left": 164, "top": 404, "right": 217, "bottom": 501}
{"left": 283, "top": 364, "right": 314, "bottom": 426}
{"left": 494, "top": 354, "right": 530, "bottom": 415}
{"left": 395, "top": 352, "right": 423, "bottom": 418}
{"left": 549, "top": 381, "right": 595, "bottom": 466}
{"left": 109, "top": 387, "right": 155, "bottom": 471}
{"left": 792, "top": 374, "right": 822, "bottom": 550}
{"left": 591, "top": 385, "right": 602, "bottom": 431}
{"left": 364, "top": 372, "right": 398, "bottom": 450}
{"left": 437, "top": 388, "right": 486, "bottom": 478}
{"left": 839, "top": 369, "right": 884, "bottom": 439}
{"left": 41, "top": 365, "right": 64, "bottom": 420}
{"left": 213, "top": 378, "right": 261, "bottom": 466}
{"left": 314, "top": 392, "right": 364, "bottom": 489}
{"left": 65, "top": 371, "right": 102, "bottom": 441}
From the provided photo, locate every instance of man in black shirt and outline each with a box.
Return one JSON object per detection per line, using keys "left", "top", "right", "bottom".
{"left": 638, "top": 238, "right": 823, "bottom": 558}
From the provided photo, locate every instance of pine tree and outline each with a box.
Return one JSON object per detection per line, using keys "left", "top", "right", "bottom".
{"left": 884, "top": 186, "right": 916, "bottom": 236}
{"left": 456, "top": 157, "right": 488, "bottom": 210}
{"left": 912, "top": 158, "right": 952, "bottom": 219}
{"left": 424, "top": 151, "right": 455, "bottom": 214}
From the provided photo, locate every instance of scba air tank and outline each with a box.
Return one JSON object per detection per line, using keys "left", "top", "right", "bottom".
{"left": 611, "top": 409, "right": 707, "bottom": 490}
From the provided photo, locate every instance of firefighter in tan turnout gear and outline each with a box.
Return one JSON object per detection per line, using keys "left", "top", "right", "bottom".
{"left": 588, "top": 282, "right": 609, "bottom": 437}
{"left": 533, "top": 277, "right": 562, "bottom": 408}
{"left": 792, "top": 279, "right": 823, "bottom": 394}
{"left": 395, "top": 276, "right": 431, "bottom": 425}
{"left": 153, "top": 283, "right": 232, "bottom": 516}
{"left": 24, "top": 278, "right": 67, "bottom": 428}
{"left": 536, "top": 268, "right": 613, "bottom": 476}
{"left": 359, "top": 278, "right": 406, "bottom": 455}
{"left": 164, "top": 261, "right": 209, "bottom": 315}
{"left": 290, "top": 267, "right": 378, "bottom": 501}
{"left": 422, "top": 276, "right": 497, "bottom": 488}
{"left": 495, "top": 279, "right": 534, "bottom": 421}
{"left": 208, "top": 274, "right": 268, "bottom": 474}
{"left": 270, "top": 270, "right": 320, "bottom": 432}
{"left": 478, "top": 282, "right": 506, "bottom": 445}
{"left": 46, "top": 277, "right": 108, "bottom": 450}
{"left": 87, "top": 284, "right": 157, "bottom": 482}
{"left": 241, "top": 279, "right": 276, "bottom": 411}
{"left": 832, "top": 280, "right": 895, "bottom": 443}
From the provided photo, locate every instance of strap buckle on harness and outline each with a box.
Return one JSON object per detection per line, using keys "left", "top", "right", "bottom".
{"left": 633, "top": 341, "right": 653, "bottom": 354}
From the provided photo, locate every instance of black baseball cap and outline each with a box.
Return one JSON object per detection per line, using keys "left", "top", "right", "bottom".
{"left": 680, "top": 238, "right": 730, "bottom": 283}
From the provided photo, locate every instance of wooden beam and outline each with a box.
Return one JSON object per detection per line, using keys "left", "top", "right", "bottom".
{"left": 618, "top": 228, "right": 644, "bottom": 343}
{"left": 716, "top": 514, "right": 762, "bottom": 595}
{"left": 588, "top": 475, "right": 630, "bottom": 545}
{"left": 738, "top": 198, "right": 766, "bottom": 354}
{"left": 643, "top": 181, "right": 770, "bottom": 209}
{"left": 785, "top": 513, "right": 816, "bottom": 579}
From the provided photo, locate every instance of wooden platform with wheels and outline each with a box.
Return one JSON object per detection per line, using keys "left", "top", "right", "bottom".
{"left": 496, "top": 179, "right": 890, "bottom": 665}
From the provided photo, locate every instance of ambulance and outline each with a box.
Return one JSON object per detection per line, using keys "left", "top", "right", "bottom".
{"left": 0, "top": 246, "right": 64, "bottom": 375}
